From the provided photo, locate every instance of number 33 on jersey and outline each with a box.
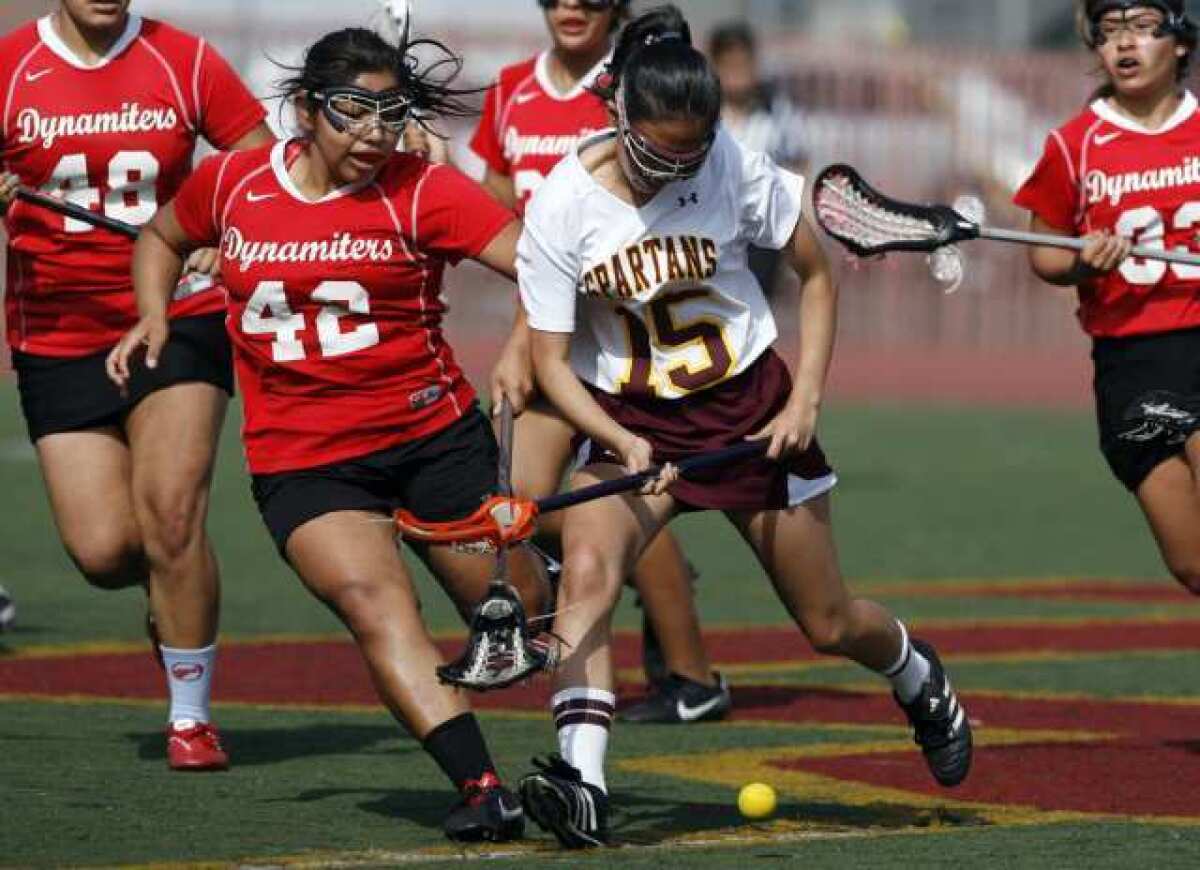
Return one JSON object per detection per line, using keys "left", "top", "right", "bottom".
{"left": 1016, "top": 92, "right": 1200, "bottom": 338}
{"left": 518, "top": 128, "right": 804, "bottom": 401}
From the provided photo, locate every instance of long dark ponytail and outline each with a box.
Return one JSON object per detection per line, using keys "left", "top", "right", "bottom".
{"left": 593, "top": 4, "right": 721, "bottom": 130}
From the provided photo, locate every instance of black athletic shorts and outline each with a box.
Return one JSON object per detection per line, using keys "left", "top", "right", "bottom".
{"left": 250, "top": 406, "right": 499, "bottom": 554}
{"left": 1092, "top": 325, "right": 1200, "bottom": 491}
{"left": 12, "top": 312, "right": 234, "bottom": 443}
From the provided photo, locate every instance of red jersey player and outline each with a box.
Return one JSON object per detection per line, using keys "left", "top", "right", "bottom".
{"left": 109, "top": 26, "right": 546, "bottom": 844}
{"left": 1015, "top": 0, "right": 1200, "bottom": 597}
{"left": 475, "top": 0, "right": 731, "bottom": 726}
{"left": 0, "top": 0, "right": 271, "bottom": 770}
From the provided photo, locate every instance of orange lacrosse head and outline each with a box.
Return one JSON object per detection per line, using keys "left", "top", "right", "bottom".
{"left": 394, "top": 495, "right": 539, "bottom": 549}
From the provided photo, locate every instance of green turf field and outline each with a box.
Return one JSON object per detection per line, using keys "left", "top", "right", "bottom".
{"left": 3, "top": 388, "right": 1199, "bottom": 868}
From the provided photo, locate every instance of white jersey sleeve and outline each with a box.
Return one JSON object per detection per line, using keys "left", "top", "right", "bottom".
{"left": 736, "top": 141, "right": 805, "bottom": 251}
{"left": 518, "top": 160, "right": 582, "bottom": 334}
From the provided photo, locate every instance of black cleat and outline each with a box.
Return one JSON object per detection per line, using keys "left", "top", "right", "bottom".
{"left": 443, "top": 772, "right": 525, "bottom": 843}
{"left": 619, "top": 672, "right": 732, "bottom": 724}
{"left": 1120, "top": 390, "right": 1200, "bottom": 445}
{"left": 895, "top": 639, "right": 972, "bottom": 787}
{"left": 519, "top": 754, "right": 609, "bottom": 849}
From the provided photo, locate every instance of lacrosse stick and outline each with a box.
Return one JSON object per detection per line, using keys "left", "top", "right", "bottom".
{"left": 396, "top": 438, "right": 770, "bottom": 551}
{"left": 17, "top": 186, "right": 139, "bottom": 239}
{"left": 812, "top": 164, "right": 1200, "bottom": 268}
{"left": 15, "top": 186, "right": 213, "bottom": 297}
{"left": 434, "top": 398, "right": 554, "bottom": 692}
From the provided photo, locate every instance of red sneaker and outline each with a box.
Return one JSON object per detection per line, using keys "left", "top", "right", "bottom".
{"left": 167, "top": 721, "right": 229, "bottom": 771}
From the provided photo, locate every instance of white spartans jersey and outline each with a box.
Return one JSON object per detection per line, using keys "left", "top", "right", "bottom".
{"left": 518, "top": 127, "right": 803, "bottom": 400}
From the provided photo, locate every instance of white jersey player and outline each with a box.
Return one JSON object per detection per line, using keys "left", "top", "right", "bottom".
{"left": 512, "top": 6, "right": 974, "bottom": 850}
{"left": 521, "top": 124, "right": 791, "bottom": 400}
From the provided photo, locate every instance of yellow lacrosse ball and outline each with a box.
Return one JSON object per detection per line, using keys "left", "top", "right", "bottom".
{"left": 737, "top": 782, "right": 777, "bottom": 820}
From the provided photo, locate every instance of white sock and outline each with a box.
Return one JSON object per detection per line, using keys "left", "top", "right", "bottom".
{"left": 551, "top": 687, "right": 615, "bottom": 794}
{"left": 883, "top": 622, "right": 931, "bottom": 704}
{"left": 161, "top": 643, "right": 216, "bottom": 725}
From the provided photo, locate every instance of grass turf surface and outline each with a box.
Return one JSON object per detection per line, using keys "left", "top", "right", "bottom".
{"left": 3, "top": 391, "right": 1199, "bottom": 867}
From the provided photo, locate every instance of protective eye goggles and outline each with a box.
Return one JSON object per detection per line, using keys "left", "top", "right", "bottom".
{"left": 536, "top": 0, "right": 619, "bottom": 12}
{"left": 1087, "top": 1, "right": 1191, "bottom": 46}
{"left": 311, "top": 86, "right": 411, "bottom": 136}
{"left": 616, "top": 89, "right": 713, "bottom": 183}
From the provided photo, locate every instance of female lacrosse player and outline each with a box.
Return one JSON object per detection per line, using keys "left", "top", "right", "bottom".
{"left": 514, "top": 6, "right": 973, "bottom": 847}
{"left": 1015, "top": 0, "right": 1200, "bottom": 596}
{"left": 474, "top": 0, "right": 730, "bottom": 724}
{"left": 0, "top": 0, "right": 272, "bottom": 770}
{"left": 108, "top": 27, "right": 546, "bottom": 843}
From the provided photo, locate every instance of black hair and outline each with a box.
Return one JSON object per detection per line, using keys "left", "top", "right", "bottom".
{"left": 707, "top": 21, "right": 757, "bottom": 61}
{"left": 593, "top": 4, "right": 721, "bottom": 131}
{"left": 1075, "top": 0, "right": 1198, "bottom": 94}
{"left": 276, "top": 28, "right": 478, "bottom": 133}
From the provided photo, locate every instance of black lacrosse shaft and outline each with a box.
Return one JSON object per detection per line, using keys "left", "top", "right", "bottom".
{"left": 16, "top": 186, "right": 140, "bottom": 239}
{"left": 536, "top": 439, "right": 769, "bottom": 516}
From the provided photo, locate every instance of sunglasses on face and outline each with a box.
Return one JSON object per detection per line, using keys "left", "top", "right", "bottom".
{"left": 536, "top": 0, "right": 618, "bottom": 12}
{"left": 616, "top": 91, "right": 713, "bottom": 184}
{"left": 312, "top": 86, "right": 411, "bottom": 137}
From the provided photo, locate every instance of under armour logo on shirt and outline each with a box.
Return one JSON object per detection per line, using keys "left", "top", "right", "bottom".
{"left": 678, "top": 192, "right": 698, "bottom": 208}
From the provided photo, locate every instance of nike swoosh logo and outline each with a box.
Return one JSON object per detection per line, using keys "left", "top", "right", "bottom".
{"left": 514, "top": 92, "right": 538, "bottom": 105}
{"left": 246, "top": 191, "right": 276, "bottom": 203}
{"left": 676, "top": 694, "right": 725, "bottom": 722}
{"left": 498, "top": 802, "right": 524, "bottom": 822}
{"left": 1094, "top": 131, "right": 1121, "bottom": 146}
{"left": 25, "top": 68, "right": 52, "bottom": 83}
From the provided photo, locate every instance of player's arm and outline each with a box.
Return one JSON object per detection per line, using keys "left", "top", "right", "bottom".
{"left": 530, "top": 328, "right": 655, "bottom": 476}
{"left": 107, "top": 203, "right": 198, "bottom": 385}
{"left": 481, "top": 167, "right": 518, "bottom": 209}
{"left": 229, "top": 122, "right": 275, "bottom": 151}
{"left": 751, "top": 217, "right": 836, "bottom": 459}
{"left": 472, "top": 218, "right": 535, "bottom": 413}
{"left": 1027, "top": 215, "right": 1131, "bottom": 286}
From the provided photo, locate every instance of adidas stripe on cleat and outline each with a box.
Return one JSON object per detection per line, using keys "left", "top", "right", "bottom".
{"left": 895, "top": 639, "right": 972, "bottom": 787}
{"left": 519, "top": 754, "right": 609, "bottom": 849}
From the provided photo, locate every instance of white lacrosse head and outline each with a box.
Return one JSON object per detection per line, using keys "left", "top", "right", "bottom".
{"left": 816, "top": 171, "right": 943, "bottom": 251}
{"left": 378, "top": 0, "right": 412, "bottom": 47}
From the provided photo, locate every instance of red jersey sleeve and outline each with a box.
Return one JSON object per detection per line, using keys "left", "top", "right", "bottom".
{"left": 469, "top": 77, "right": 509, "bottom": 176}
{"left": 1014, "top": 132, "right": 1078, "bottom": 232}
{"left": 172, "top": 151, "right": 232, "bottom": 246}
{"left": 416, "top": 163, "right": 517, "bottom": 263}
{"left": 194, "top": 39, "right": 266, "bottom": 150}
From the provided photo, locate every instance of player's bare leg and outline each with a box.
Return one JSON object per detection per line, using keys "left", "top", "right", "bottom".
{"left": 287, "top": 510, "right": 522, "bottom": 838}
{"left": 511, "top": 400, "right": 716, "bottom": 689}
{"left": 1136, "top": 452, "right": 1200, "bottom": 595}
{"left": 35, "top": 428, "right": 146, "bottom": 590}
{"left": 730, "top": 494, "right": 898, "bottom": 668}
{"left": 286, "top": 511, "right": 470, "bottom": 735}
{"left": 127, "top": 382, "right": 227, "bottom": 649}
{"left": 520, "top": 472, "right": 675, "bottom": 847}
{"left": 730, "top": 493, "right": 972, "bottom": 787}
{"left": 631, "top": 531, "right": 714, "bottom": 685}
{"left": 418, "top": 543, "right": 550, "bottom": 624}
